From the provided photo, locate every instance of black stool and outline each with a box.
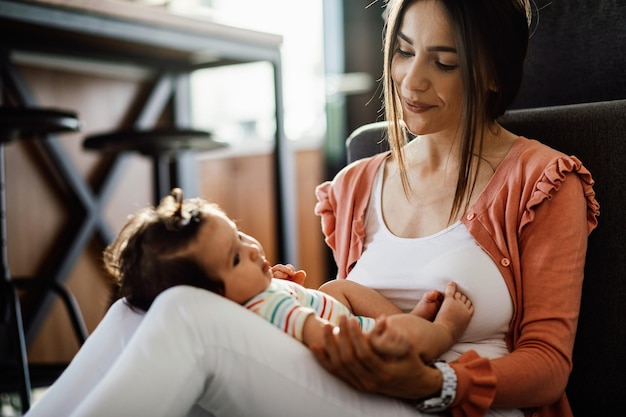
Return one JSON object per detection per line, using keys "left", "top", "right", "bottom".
{"left": 0, "top": 106, "right": 87, "bottom": 413}
{"left": 84, "top": 128, "right": 227, "bottom": 205}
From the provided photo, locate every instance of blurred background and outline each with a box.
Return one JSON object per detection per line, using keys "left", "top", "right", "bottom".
{"left": 0, "top": 0, "right": 624, "bottom": 414}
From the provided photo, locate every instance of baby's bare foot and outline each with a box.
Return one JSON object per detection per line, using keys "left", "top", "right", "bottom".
{"left": 410, "top": 289, "right": 442, "bottom": 321}
{"left": 434, "top": 282, "right": 474, "bottom": 342}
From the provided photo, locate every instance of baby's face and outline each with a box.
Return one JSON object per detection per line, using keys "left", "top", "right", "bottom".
{"left": 193, "top": 212, "right": 272, "bottom": 304}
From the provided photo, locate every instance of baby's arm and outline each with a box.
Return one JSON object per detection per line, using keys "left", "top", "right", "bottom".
{"left": 301, "top": 315, "right": 332, "bottom": 349}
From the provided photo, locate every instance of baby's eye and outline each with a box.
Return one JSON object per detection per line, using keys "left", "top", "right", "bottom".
{"left": 233, "top": 253, "right": 240, "bottom": 266}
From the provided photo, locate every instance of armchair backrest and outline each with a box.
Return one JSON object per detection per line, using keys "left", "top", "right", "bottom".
{"left": 345, "top": 99, "right": 626, "bottom": 416}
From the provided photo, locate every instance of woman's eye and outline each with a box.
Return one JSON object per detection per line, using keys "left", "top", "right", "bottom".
{"left": 394, "top": 47, "right": 412, "bottom": 58}
{"left": 233, "top": 253, "right": 240, "bottom": 266}
{"left": 436, "top": 62, "right": 459, "bottom": 72}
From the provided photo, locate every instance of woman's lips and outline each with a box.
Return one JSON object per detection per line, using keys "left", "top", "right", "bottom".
{"left": 404, "top": 99, "right": 435, "bottom": 113}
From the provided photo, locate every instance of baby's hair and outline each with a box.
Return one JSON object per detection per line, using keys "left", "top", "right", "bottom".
{"left": 104, "top": 188, "right": 226, "bottom": 311}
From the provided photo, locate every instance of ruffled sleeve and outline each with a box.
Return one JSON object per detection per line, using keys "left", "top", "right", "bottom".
{"left": 449, "top": 351, "right": 496, "bottom": 417}
{"left": 314, "top": 154, "right": 387, "bottom": 279}
{"left": 521, "top": 155, "right": 600, "bottom": 234}
{"left": 314, "top": 181, "right": 337, "bottom": 254}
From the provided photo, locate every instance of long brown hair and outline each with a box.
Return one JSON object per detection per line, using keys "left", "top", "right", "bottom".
{"left": 382, "top": 0, "right": 531, "bottom": 221}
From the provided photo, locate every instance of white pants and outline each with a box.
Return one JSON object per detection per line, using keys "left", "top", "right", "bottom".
{"left": 26, "top": 285, "right": 423, "bottom": 417}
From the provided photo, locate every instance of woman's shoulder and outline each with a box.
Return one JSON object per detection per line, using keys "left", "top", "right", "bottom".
{"left": 317, "top": 152, "right": 388, "bottom": 199}
{"left": 502, "top": 137, "right": 599, "bottom": 231}
{"left": 512, "top": 136, "right": 569, "bottom": 166}
{"left": 336, "top": 152, "right": 389, "bottom": 181}
{"left": 502, "top": 136, "right": 595, "bottom": 184}
{"left": 502, "top": 136, "right": 591, "bottom": 180}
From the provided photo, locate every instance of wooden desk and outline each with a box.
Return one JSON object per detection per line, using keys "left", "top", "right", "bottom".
{"left": 0, "top": 0, "right": 298, "bottom": 340}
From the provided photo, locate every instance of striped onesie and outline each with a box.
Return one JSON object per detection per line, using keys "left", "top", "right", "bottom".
{"left": 244, "top": 279, "right": 376, "bottom": 343}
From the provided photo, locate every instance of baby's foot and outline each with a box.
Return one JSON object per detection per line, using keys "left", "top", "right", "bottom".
{"left": 410, "top": 289, "right": 442, "bottom": 321}
{"left": 434, "top": 282, "right": 474, "bottom": 342}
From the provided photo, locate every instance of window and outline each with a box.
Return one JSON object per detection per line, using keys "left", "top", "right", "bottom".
{"left": 173, "top": 0, "right": 326, "bottom": 148}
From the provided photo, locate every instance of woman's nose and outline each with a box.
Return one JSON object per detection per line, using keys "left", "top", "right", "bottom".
{"left": 404, "top": 58, "right": 430, "bottom": 92}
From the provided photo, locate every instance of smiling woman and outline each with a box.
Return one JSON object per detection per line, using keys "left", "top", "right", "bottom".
{"left": 312, "top": 1, "right": 598, "bottom": 416}
{"left": 390, "top": 0, "right": 463, "bottom": 149}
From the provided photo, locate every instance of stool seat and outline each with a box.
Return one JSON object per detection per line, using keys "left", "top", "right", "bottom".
{"left": 83, "top": 128, "right": 227, "bottom": 157}
{"left": 84, "top": 127, "right": 228, "bottom": 205}
{"left": 0, "top": 107, "right": 81, "bottom": 143}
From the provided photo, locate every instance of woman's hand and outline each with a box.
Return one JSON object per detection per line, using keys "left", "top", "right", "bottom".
{"left": 310, "top": 316, "right": 442, "bottom": 399}
{"left": 271, "top": 264, "right": 307, "bottom": 285}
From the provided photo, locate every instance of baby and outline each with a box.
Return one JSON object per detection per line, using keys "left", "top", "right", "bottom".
{"left": 105, "top": 188, "right": 473, "bottom": 362}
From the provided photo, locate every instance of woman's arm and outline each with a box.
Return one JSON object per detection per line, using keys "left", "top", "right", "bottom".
{"left": 489, "top": 170, "right": 592, "bottom": 408}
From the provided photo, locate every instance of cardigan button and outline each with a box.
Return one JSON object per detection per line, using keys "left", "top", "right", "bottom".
{"left": 500, "top": 258, "right": 511, "bottom": 267}
{"left": 466, "top": 212, "right": 475, "bottom": 220}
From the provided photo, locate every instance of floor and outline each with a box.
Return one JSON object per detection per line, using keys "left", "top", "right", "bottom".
{"left": 1, "top": 388, "right": 47, "bottom": 417}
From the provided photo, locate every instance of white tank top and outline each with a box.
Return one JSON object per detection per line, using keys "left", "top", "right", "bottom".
{"left": 347, "top": 162, "right": 513, "bottom": 360}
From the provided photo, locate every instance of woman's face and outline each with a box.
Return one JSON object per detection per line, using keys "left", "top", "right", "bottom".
{"left": 391, "top": 0, "right": 463, "bottom": 137}
{"left": 193, "top": 211, "right": 272, "bottom": 304}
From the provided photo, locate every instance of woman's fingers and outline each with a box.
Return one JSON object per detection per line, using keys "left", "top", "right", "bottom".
{"left": 312, "top": 323, "right": 352, "bottom": 379}
{"left": 311, "top": 317, "right": 440, "bottom": 399}
{"left": 312, "top": 317, "right": 386, "bottom": 392}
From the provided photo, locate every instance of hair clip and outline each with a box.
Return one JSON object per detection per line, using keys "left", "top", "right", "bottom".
{"left": 178, "top": 208, "right": 201, "bottom": 227}
{"left": 168, "top": 188, "right": 201, "bottom": 230}
{"left": 171, "top": 188, "right": 184, "bottom": 214}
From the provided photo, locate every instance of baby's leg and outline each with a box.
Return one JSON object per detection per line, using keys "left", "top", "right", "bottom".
{"left": 321, "top": 280, "right": 443, "bottom": 322}
{"left": 432, "top": 282, "right": 473, "bottom": 344}
{"left": 410, "top": 290, "right": 442, "bottom": 321}
{"left": 369, "top": 283, "right": 473, "bottom": 362}
{"left": 318, "top": 279, "right": 402, "bottom": 317}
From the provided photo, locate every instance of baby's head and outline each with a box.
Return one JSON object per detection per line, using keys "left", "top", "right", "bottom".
{"left": 105, "top": 188, "right": 272, "bottom": 311}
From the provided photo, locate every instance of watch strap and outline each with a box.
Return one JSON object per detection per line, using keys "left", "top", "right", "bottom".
{"left": 414, "top": 361, "right": 457, "bottom": 413}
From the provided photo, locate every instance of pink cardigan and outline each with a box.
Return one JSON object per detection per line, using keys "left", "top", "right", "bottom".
{"left": 314, "top": 137, "right": 599, "bottom": 417}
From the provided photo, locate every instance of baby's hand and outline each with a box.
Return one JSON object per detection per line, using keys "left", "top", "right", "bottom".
{"left": 271, "top": 264, "right": 307, "bottom": 285}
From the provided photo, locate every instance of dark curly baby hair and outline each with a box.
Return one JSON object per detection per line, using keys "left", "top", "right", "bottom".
{"left": 104, "top": 188, "right": 225, "bottom": 311}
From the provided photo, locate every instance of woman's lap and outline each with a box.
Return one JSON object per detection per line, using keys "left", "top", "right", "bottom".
{"left": 31, "top": 286, "right": 423, "bottom": 417}
{"left": 25, "top": 298, "right": 145, "bottom": 416}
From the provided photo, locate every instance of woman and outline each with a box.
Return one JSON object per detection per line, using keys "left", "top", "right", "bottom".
{"left": 25, "top": 1, "right": 597, "bottom": 416}
{"left": 313, "top": 0, "right": 598, "bottom": 416}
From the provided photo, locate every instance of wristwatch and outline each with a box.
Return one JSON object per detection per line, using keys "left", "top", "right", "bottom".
{"left": 413, "top": 361, "right": 457, "bottom": 413}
